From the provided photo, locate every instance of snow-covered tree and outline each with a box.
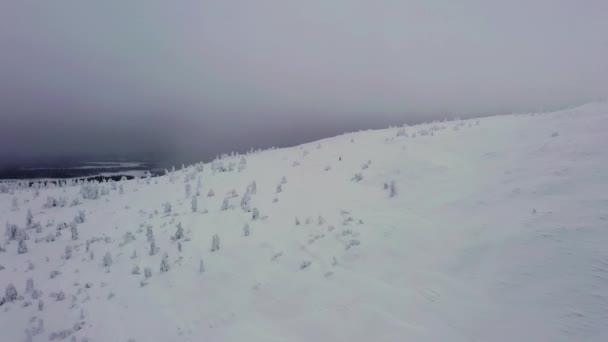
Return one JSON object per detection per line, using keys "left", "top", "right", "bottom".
{"left": 252, "top": 208, "right": 260, "bottom": 221}
{"left": 18, "top": 237, "right": 28, "bottom": 254}
{"left": 388, "top": 180, "right": 397, "bottom": 198}
{"left": 243, "top": 224, "right": 250, "bottom": 236}
{"left": 211, "top": 234, "right": 220, "bottom": 252}
{"left": 74, "top": 210, "right": 86, "bottom": 224}
{"left": 149, "top": 238, "right": 158, "bottom": 256}
{"left": 240, "top": 192, "right": 251, "bottom": 212}
{"left": 70, "top": 222, "right": 79, "bottom": 240}
{"left": 146, "top": 225, "right": 154, "bottom": 243}
{"left": 162, "top": 202, "right": 172, "bottom": 215}
{"left": 102, "top": 252, "right": 112, "bottom": 267}
{"left": 5, "top": 222, "right": 18, "bottom": 240}
{"left": 4, "top": 283, "right": 17, "bottom": 302}
{"left": 191, "top": 196, "right": 198, "bottom": 213}
{"left": 199, "top": 258, "right": 205, "bottom": 273}
{"left": 64, "top": 246, "right": 72, "bottom": 259}
{"left": 185, "top": 183, "right": 191, "bottom": 198}
{"left": 80, "top": 182, "right": 100, "bottom": 200}
{"left": 276, "top": 184, "right": 282, "bottom": 193}
{"left": 174, "top": 223, "right": 184, "bottom": 240}
{"left": 26, "top": 209, "right": 33, "bottom": 228}
{"left": 160, "top": 253, "right": 170, "bottom": 273}
{"left": 11, "top": 197, "right": 19, "bottom": 211}
{"left": 281, "top": 176, "right": 287, "bottom": 184}
{"left": 220, "top": 197, "right": 230, "bottom": 211}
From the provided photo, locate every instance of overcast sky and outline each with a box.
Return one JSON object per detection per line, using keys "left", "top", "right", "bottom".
{"left": 1, "top": 0, "right": 607, "bottom": 164}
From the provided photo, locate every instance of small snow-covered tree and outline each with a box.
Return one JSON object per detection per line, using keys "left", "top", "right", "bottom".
{"left": 5, "top": 222, "right": 18, "bottom": 240}
{"left": 162, "top": 202, "right": 172, "bottom": 215}
{"left": 185, "top": 183, "right": 191, "bottom": 198}
{"left": 240, "top": 192, "right": 251, "bottom": 212}
{"left": 211, "top": 234, "right": 220, "bottom": 252}
{"left": 74, "top": 210, "right": 85, "bottom": 224}
{"left": 295, "top": 217, "right": 300, "bottom": 226}
{"left": 18, "top": 237, "right": 28, "bottom": 254}
{"left": 174, "top": 223, "right": 184, "bottom": 240}
{"left": 149, "top": 239, "right": 158, "bottom": 256}
{"left": 388, "top": 180, "right": 397, "bottom": 198}
{"left": 160, "top": 252, "right": 170, "bottom": 273}
{"left": 70, "top": 222, "right": 79, "bottom": 240}
{"left": 64, "top": 246, "right": 72, "bottom": 259}
{"left": 243, "top": 224, "right": 250, "bottom": 236}
{"left": 207, "top": 189, "right": 215, "bottom": 197}
{"left": 252, "top": 208, "right": 260, "bottom": 221}
{"left": 276, "top": 184, "right": 282, "bottom": 193}
{"left": 199, "top": 258, "right": 205, "bottom": 273}
{"left": 280, "top": 176, "right": 287, "bottom": 184}
{"left": 80, "top": 182, "right": 100, "bottom": 200}
{"left": 119, "top": 184, "right": 124, "bottom": 195}
{"left": 146, "top": 225, "right": 154, "bottom": 243}
{"left": 191, "top": 195, "right": 198, "bottom": 213}
{"left": 102, "top": 252, "right": 112, "bottom": 267}
{"left": 4, "top": 283, "right": 17, "bottom": 302}
{"left": 220, "top": 197, "right": 230, "bottom": 211}
{"left": 26, "top": 209, "right": 33, "bottom": 228}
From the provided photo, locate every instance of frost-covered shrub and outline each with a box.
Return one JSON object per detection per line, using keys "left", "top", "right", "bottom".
{"left": 11, "top": 197, "right": 19, "bottom": 211}
{"left": 80, "top": 183, "right": 100, "bottom": 200}
{"left": 211, "top": 234, "right": 220, "bottom": 252}
{"left": 102, "top": 252, "right": 112, "bottom": 267}
{"left": 149, "top": 239, "right": 158, "bottom": 256}
{"left": 252, "top": 208, "right": 260, "bottom": 221}
{"left": 243, "top": 224, "right": 250, "bottom": 236}
{"left": 70, "top": 222, "right": 79, "bottom": 240}
{"left": 207, "top": 189, "right": 215, "bottom": 197}
{"left": 4, "top": 283, "right": 18, "bottom": 302}
{"left": 185, "top": 183, "right": 191, "bottom": 198}
{"left": 18, "top": 238, "right": 28, "bottom": 254}
{"left": 50, "top": 270, "right": 61, "bottom": 279}
{"left": 388, "top": 180, "right": 397, "bottom": 198}
{"left": 146, "top": 225, "right": 154, "bottom": 243}
{"left": 160, "top": 253, "right": 170, "bottom": 273}
{"left": 123, "top": 231, "right": 135, "bottom": 244}
{"left": 247, "top": 181, "right": 257, "bottom": 195}
{"left": 162, "top": 202, "right": 172, "bottom": 215}
{"left": 64, "top": 246, "right": 72, "bottom": 260}
{"left": 240, "top": 192, "right": 251, "bottom": 212}
{"left": 174, "top": 223, "right": 184, "bottom": 240}
{"left": 191, "top": 195, "right": 198, "bottom": 213}
{"left": 25, "top": 278, "right": 35, "bottom": 294}
{"left": 5, "top": 222, "right": 18, "bottom": 240}
{"left": 280, "top": 176, "right": 287, "bottom": 184}
{"left": 131, "top": 265, "right": 140, "bottom": 275}
{"left": 351, "top": 173, "right": 363, "bottom": 182}
{"left": 300, "top": 261, "right": 312, "bottom": 270}
{"left": 220, "top": 198, "right": 230, "bottom": 211}
{"left": 50, "top": 291, "right": 65, "bottom": 301}
{"left": 74, "top": 210, "right": 86, "bottom": 224}
{"left": 276, "top": 184, "right": 282, "bottom": 193}
{"left": 26, "top": 209, "right": 33, "bottom": 228}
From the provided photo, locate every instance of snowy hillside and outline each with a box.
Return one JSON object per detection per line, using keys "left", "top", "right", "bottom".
{"left": 1, "top": 103, "right": 608, "bottom": 342}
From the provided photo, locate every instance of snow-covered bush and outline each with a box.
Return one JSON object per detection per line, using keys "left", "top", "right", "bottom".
{"left": 252, "top": 208, "right": 260, "bottom": 221}
{"left": 243, "top": 224, "right": 250, "bottom": 236}
{"left": 74, "top": 210, "right": 86, "bottom": 224}
{"left": 276, "top": 184, "right": 282, "bottom": 193}
{"left": 102, "top": 252, "right": 112, "bottom": 267}
{"left": 174, "top": 223, "right": 184, "bottom": 240}
{"left": 64, "top": 246, "right": 72, "bottom": 259}
{"left": 220, "top": 198, "right": 231, "bottom": 211}
{"left": 191, "top": 195, "right": 198, "bottom": 213}
{"left": 70, "top": 222, "right": 79, "bottom": 240}
{"left": 185, "top": 183, "right": 191, "bottom": 198}
{"left": 162, "top": 202, "right": 172, "bottom": 215}
{"left": 4, "top": 283, "right": 18, "bottom": 302}
{"left": 207, "top": 189, "right": 215, "bottom": 197}
{"left": 26, "top": 209, "right": 33, "bottom": 228}
{"left": 388, "top": 180, "right": 397, "bottom": 198}
{"left": 5, "top": 222, "right": 18, "bottom": 240}
{"left": 80, "top": 182, "right": 100, "bottom": 200}
{"left": 351, "top": 173, "right": 363, "bottom": 182}
{"left": 149, "top": 239, "right": 158, "bottom": 256}
{"left": 18, "top": 238, "right": 28, "bottom": 254}
{"left": 160, "top": 253, "right": 170, "bottom": 273}
{"left": 211, "top": 234, "right": 220, "bottom": 252}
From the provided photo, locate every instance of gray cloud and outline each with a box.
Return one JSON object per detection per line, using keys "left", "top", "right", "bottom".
{"left": 1, "top": 0, "right": 607, "bottom": 164}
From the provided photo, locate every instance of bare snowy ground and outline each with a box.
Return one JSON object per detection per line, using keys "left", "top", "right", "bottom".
{"left": 1, "top": 103, "right": 607, "bottom": 341}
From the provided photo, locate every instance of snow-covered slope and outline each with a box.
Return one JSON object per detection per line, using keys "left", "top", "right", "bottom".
{"left": 1, "top": 103, "right": 608, "bottom": 342}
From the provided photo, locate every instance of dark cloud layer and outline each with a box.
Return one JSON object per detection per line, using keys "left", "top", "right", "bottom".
{"left": 1, "top": 1, "right": 607, "bottom": 165}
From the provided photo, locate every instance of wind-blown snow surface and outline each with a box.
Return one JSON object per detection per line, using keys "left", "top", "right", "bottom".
{"left": 1, "top": 103, "right": 608, "bottom": 341}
